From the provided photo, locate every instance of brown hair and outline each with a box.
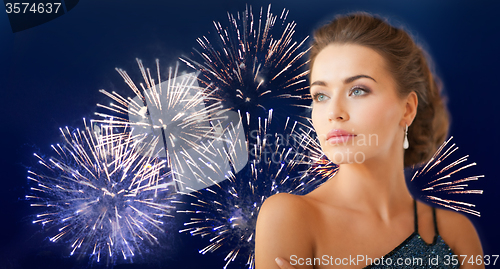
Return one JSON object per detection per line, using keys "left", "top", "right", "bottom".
{"left": 310, "top": 12, "right": 449, "bottom": 167}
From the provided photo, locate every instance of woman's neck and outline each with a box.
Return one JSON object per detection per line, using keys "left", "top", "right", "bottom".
{"left": 328, "top": 148, "right": 413, "bottom": 222}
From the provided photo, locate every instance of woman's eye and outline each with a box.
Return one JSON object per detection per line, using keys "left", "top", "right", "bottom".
{"left": 313, "top": 93, "right": 327, "bottom": 102}
{"left": 350, "top": 87, "right": 368, "bottom": 96}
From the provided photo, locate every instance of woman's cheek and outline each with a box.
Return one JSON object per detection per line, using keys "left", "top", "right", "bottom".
{"left": 311, "top": 107, "right": 328, "bottom": 145}
{"left": 361, "top": 101, "right": 400, "bottom": 142}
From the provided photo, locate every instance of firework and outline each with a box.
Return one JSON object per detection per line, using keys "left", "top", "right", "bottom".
{"left": 177, "top": 110, "right": 330, "bottom": 269}
{"left": 292, "top": 118, "right": 339, "bottom": 185}
{"left": 182, "top": 5, "right": 311, "bottom": 116}
{"left": 408, "top": 136, "right": 484, "bottom": 217}
{"left": 26, "top": 120, "right": 175, "bottom": 265}
{"left": 95, "top": 59, "right": 231, "bottom": 193}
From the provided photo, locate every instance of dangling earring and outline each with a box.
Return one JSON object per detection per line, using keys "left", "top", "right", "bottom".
{"left": 403, "top": 124, "right": 409, "bottom": 149}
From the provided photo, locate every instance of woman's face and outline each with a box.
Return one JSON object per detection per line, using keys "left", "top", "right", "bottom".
{"left": 310, "top": 43, "right": 407, "bottom": 164}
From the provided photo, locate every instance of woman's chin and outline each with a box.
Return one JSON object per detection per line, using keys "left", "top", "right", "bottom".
{"left": 324, "top": 149, "right": 367, "bottom": 165}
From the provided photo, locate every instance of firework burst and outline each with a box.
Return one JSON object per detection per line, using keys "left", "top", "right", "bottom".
{"left": 95, "top": 59, "right": 229, "bottom": 192}
{"left": 26, "top": 120, "right": 175, "bottom": 265}
{"left": 408, "top": 136, "right": 484, "bottom": 217}
{"left": 182, "top": 5, "right": 311, "bottom": 116}
{"left": 176, "top": 110, "right": 330, "bottom": 269}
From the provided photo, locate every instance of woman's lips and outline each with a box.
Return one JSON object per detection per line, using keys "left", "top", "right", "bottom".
{"left": 326, "top": 129, "right": 356, "bottom": 144}
{"left": 327, "top": 135, "right": 355, "bottom": 144}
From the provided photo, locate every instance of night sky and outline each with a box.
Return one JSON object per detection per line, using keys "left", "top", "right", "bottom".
{"left": 1, "top": 0, "right": 499, "bottom": 268}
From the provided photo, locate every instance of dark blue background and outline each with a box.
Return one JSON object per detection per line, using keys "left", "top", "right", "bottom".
{"left": 1, "top": 0, "right": 499, "bottom": 268}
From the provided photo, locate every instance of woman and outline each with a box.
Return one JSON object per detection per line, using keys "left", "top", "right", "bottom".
{"left": 255, "top": 13, "right": 483, "bottom": 268}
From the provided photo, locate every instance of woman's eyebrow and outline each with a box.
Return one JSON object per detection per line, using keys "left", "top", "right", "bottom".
{"left": 310, "top": 81, "right": 326, "bottom": 87}
{"left": 344, "top": 74, "right": 377, "bottom": 84}
{"left": 311, "top": 74, "right": 377, "bottom": 87}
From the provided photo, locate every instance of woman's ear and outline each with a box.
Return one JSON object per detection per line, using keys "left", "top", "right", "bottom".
{"left": 403, "top": 91, "right": 418, "bottom": 126}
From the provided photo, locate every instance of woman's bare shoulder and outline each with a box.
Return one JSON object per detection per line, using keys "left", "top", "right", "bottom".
{"left": 255, "top": 193, "right": 316, "bottom": 268}
{"left": 435, "top": 207, "right": 483, "bottom": 255}
{"left": 257, "top": 193, "right": 316, "bottom": 228}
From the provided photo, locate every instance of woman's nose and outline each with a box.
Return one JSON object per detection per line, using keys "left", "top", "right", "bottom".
{"left": 328, "top": 96, "right": 349, "bottom": 121}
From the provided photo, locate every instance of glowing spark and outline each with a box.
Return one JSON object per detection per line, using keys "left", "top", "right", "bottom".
{"left": 409, "top": 136, "right": 484, "bottom": 217}
{"left": 27, "top": 120, "right": 175, "bottom": 265}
